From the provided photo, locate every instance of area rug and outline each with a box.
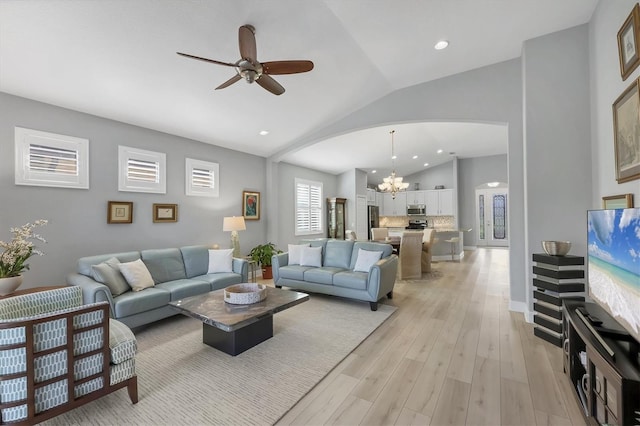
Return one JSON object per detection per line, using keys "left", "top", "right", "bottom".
{"left": 44, "top": 294, "right": 396, "bottom": 426}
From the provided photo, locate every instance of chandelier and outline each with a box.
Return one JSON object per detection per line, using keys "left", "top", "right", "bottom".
{"left": 378, "top": 130, "right": 409, "bottom": 199}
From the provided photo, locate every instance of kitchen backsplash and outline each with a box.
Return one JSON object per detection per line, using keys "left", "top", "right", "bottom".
{"left": 379, "top": 215, "right": 454, "bottom": 228}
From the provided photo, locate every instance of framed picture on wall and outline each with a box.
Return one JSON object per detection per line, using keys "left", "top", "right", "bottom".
{"left": 242, "top": 191, "right": 260, "bottom": 220}
{"left": 612, "top": 78, "right": 640, "bottom": 183}
{"left": 153, "top": 203, "right": 178, "bottom": 223}
{"left": 602, "top": 194, "right": 634, "bottom": 209}
{"left": 618, "top": 3, "right": 640, "bottom": 80}
{"left": 107, "top": 201, "right": 133, "bottom": 224}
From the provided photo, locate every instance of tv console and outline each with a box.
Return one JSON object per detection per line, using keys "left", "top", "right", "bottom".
{"left": 564, "top": 300, "right": 640, "bottom": 425}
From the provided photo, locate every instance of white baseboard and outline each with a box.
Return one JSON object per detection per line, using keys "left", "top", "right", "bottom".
{"left": 509, "top": 300, "right": 533, "bottom": 323}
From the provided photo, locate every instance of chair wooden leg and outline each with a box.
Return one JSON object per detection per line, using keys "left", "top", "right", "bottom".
{"left": 127, "top": 376, "right": 139, "bottom": 404}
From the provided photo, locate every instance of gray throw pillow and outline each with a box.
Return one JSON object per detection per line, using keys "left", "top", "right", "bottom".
{"left": 92, "top": 257, "right": 131, "bottom": 296}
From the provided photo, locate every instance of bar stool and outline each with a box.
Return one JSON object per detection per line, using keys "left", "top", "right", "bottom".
{"left": 444, "top": 237, "right": 460, "bottom": 261}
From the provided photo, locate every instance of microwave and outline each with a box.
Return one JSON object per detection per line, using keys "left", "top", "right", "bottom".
{"left": 407, "top": 204, "right": 426, "bottom": 216}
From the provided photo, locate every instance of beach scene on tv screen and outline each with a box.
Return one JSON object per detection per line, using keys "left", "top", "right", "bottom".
{"left": 587, "top": 208, "right": 640, "bottom": 341}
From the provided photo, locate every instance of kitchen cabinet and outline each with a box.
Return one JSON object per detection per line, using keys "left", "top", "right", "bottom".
{"left": 406, "top": 190, "right": 426, "bottom": 205}
{"left": 366, "top": 188, "right": 377, "bottom": 205}
{"left": 381, "top": 192, "right": 407, "bottom": 216}
{"left": 327, "top": 197, "right": 346, "bottom": 239}
{"left": 425, "top": 189, "right": 454, "bottom": 216}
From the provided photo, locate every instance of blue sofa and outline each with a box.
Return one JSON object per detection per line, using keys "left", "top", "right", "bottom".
{"left": 67, "top": 245, "right": 248, "bottom": 328}
{"left": 272, "top": 239, "right": 398, "bottom": 311}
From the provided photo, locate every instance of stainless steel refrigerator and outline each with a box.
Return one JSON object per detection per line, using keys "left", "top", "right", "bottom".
{"left": 367, "top": 205, "right": 379, "bottom": 240}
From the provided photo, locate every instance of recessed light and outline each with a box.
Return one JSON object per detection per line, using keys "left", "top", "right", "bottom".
{"left": 412, "top": 155, "right": 418, "bottom": 159}
{"left": 488, "top": 182, "right": 499, "bottom": 187}
{"left": 371, "top": 170, "right": 377, "bottom": 174}
{"left": 437, "top": 149, "right": 443, "bottom": 154}
{"left": 423, "top": 163, "right": 429, "bottom": 167}
{"left": 259, "top": 130, "right": 269, "bottom": 136}
{"left": 434, "top": 40, "right": 449, "bottom": 50}
{"left": 391, "top": 155, "right": 397, "bottom": 160}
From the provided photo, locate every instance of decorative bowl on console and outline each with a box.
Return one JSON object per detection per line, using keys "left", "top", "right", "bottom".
{"left": 541, "top": 240, "right": 572, "bottom": 256}
{"left": 224, "top": 283, "right": 267, "bottom": 305}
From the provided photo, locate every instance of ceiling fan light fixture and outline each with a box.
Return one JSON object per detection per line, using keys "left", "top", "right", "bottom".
{"left": 241, "top": 69, "right": 258, "bottom": 83}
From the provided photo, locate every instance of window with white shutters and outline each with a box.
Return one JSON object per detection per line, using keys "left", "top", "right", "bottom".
{"left": 295, "top": 178, "right": 323, "bottom": 236}
{"left": 14, "top": 127, "right": 89, "bottom": 189}
{"left": 185, "top": 158, "right": 219, "bottom": 197}
{"left": 118, "top": 146, "right": 166, "bottom": 193}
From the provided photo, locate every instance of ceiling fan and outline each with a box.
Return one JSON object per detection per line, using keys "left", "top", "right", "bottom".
{"left": 177, "top": 25, "right": 314, "bottom": 96}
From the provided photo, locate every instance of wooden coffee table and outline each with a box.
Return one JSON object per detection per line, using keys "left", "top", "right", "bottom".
{"left": 169, "top": 286, "right": 309, "bottom": 356}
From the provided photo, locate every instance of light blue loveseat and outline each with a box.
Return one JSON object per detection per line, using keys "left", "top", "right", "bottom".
{"left": 67, "top": 245, "right": 248, "bottom": 329}
{"left": 272, "top": 239, "right": 398, "bottom": 311}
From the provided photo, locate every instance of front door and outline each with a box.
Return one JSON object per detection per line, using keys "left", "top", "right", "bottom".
{"left": 475, "top": 188, "right": 509, "bottom": 247}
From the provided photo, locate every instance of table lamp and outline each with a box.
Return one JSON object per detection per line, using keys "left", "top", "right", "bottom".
{"left": 223, "top": 216, "right": 246, "bottom": 258}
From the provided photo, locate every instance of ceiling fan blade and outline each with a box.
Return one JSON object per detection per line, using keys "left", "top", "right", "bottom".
{"left": 215, "top": 74, "right": 242, "bottom": 90}
{"left": 177, "top": 52, "right": 236, "bottom": 67}
{"left": 262, "top": 60, "right": 314, "bottom": 75}
{"left": 239, "top": 25, "right": 257, "bottom": 62}
{"left": 256, "top": 74, "right": 285, "bottom": 95}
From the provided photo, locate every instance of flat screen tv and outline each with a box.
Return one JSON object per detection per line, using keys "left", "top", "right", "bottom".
{"left": 587, "top": 207, "right": 640, "bottom": 345}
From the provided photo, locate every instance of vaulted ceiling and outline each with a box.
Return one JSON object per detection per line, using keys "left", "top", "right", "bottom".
{"left": 0, "top": 1, "right": 598, "bottom": 183}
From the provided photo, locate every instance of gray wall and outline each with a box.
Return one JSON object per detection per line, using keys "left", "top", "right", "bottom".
{"left": 458, "top": 154, "right": 509, "bottom": 246}
{"left": 0, "top": 92, "right": 266, "bottom": 288}
{"left": 274, "top": 58, "right": 527, "bottom": 307}
{"left": 273, "top": 161, "right": 337, "bottom": 248}
{"left": 590, "top": 1, "right": 640, "bottom": 205}
{"left": 405, "top": 160, "right": 456, "bottom": 191}
{"left": 522, "top": 24, "right": 592, "bottom": 315}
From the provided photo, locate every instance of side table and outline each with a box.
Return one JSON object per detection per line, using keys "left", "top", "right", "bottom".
{"left": 243, "top": 257, "right": 258, "bottom": 283}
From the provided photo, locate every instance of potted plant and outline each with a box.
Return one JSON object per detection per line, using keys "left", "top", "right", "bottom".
{"left": 0, "top": 219, "right": 48, "bottom": 295}
{"left": 249, "top": 242, "right": 282, "bottom": 280}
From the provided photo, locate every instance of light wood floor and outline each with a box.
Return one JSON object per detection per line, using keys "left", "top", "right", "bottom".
{"left": 275, "top": 248, "right": 585, "bottom": 426}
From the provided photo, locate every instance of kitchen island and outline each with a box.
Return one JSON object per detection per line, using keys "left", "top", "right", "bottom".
{"left": 431, "top": 229, "right": 470, "bottom": 261}
{"left": 385, "top": 227, "right": 470, "bottom": 261}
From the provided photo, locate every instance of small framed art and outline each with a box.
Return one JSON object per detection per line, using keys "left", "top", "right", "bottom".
{"left": 153, "top": 203, "right": 178, "bottom": 223}
{"left": 602, "top": 194, "right": 634, "bottom": 209}
{"left": 618, "top": 3, "right": 640, "bottom": 81}
{"left": 242, "top": 191, "right": 260, "bottom": 220}
{"left": 107, "top": 201, "right": 133, "bottom": 224}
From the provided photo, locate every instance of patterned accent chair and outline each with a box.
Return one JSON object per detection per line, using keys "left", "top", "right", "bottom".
{"left": 0, "top": 286, "right": 138, "bottom": 424}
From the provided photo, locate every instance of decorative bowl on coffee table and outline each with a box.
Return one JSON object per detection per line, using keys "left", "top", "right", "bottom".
{"left": 224, "top": 283, "right": 267, "bottom": 305}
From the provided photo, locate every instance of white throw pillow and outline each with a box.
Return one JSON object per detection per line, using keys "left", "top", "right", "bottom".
{"left": 353, "top": 249, "right": 383, "bottom": 273}
{"left": 118, "top": 259, "right": 155, "bottom": 292}
{"left": 208, "top": 249, "right": 234, "bottom": 273}
{"left": 300, "top": 246, "right": 322, "bottom": 267}
{"left": 288, "top": 243, "right": 310, "bottom": 265}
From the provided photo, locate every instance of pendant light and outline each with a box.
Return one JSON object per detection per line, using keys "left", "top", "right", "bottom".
{"left": 378, "top": 130, "right": 409, "bottom": 199}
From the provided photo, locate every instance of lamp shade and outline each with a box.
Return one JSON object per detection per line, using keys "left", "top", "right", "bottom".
{"left": 223, "top": 216, "right": 246, "bottom": 232}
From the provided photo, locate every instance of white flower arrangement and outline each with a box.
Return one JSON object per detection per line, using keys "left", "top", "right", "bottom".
{"left": 0, "top": 220, "right": 48, "bottom": 278}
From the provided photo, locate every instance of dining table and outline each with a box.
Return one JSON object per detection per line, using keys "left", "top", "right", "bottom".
{"left": 372, "top": 238, "right": 401, "bottom": 255}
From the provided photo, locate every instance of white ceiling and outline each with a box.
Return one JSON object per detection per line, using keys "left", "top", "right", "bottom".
{"left": 0, "top": 1, "right": 597, "bottom": 184}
